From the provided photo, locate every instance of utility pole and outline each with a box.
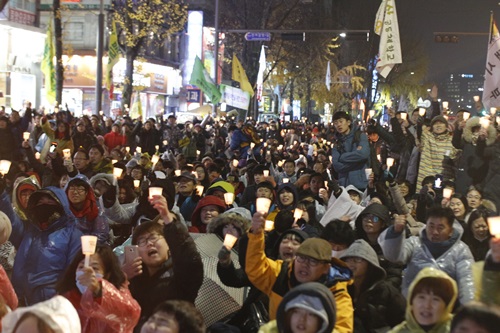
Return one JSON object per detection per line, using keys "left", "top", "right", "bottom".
{"left": 95, "top": 0, "right": 104, "bottom": 114}
{"left": 212, "top": 0, "right": 220, "bottom": 117}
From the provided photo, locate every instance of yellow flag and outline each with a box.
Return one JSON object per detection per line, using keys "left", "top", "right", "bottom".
{"left": 130, "top": 92, "right": 142, "bottom": 120}
{"left": 41, "top": 20, "right": 56, "bottom": 104}
{"left": 232, "top": 54, "right": 254, "bottom": 97}
{"left": 105, "top": 19, "right": 120, "bottom": 94}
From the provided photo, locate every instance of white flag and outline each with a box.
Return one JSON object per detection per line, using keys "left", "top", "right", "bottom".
{"left": 482, "top": 15, "right": 500, "bottom": 109}
{"left": 325, "top": 61, "right": 331, "bottom": 91}
{"left": 256, "top": 45, "right": 266, "bottom": 101}
{"left": 374, "top": 0, "right": 402, "bottom": 78}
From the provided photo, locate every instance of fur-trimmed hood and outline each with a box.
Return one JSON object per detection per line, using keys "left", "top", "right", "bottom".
{"left": 206, "top": 210, "right": 251, "bottom": 238}
{"left": 463, "top": 117, "right": 497, "bottom": 146}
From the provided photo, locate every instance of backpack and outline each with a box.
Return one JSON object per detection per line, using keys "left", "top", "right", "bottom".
{"left": 241, "top": 124, "right": 261, "bottom": 145}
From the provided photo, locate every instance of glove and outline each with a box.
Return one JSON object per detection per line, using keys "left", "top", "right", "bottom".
{"left": 218, "top": 246, "right": 232, "bottom": 266}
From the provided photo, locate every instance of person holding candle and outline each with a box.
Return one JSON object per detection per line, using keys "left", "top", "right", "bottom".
{"left": 124, "top": 194, "right": 203, "bottom": 332}
{"left": 275, "top": 159, "right": 298, "bottom": 185}
{"left": 65, "top": 175, "right": 110, "bottom": 245}
{"left": 89, "top": 144, "right": 113, "bottom": 175}
{"left": 462, "top": 207, "right": 493, "bottom": 262}
{"left": 39, "top": 116, "right": 74, "bottom": 162}
{"left": 452, "top": 116, "right": 496, "bottom": 195}
{"left": 56, "top": 245, "right": 140, "bottom": 333}
{"left": 244, "top": 181, "right": 277, "bottom": 217}
{"left": 0, "top": 185, "right": 83, "bottom": 305}
{"left": 379, "top": 206, "right": 475, "bottom": 306}
{"left": 173, "top": 172, "right": 199, "bottom": 223}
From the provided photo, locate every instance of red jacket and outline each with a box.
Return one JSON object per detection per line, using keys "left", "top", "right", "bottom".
{"left": 104, "top": 131, "right": 127, "bottom": 151}
{"left": 63, "top": 280, "right": 140, "bottom": 333}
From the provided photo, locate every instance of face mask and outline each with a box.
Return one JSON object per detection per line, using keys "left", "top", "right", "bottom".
{"left": 34, "top": 204, "right": 61, "bottom": 224}
{"left": 75, "top": 270, "right": 103, "bottom": 294}
{"left": 332, "top": 249, "right": 347, "bottom": 258}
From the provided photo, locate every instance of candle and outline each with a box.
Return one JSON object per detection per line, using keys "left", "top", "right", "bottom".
{"left": 256, "top": 198, "right": 272, "bottom": 214}
{"left": 125, "top": 146, "right": 130, "bottom": 153}
{"left": 442, "top": 101, "right": 449, "bottom": 109}
{"left": 163, "top": 140, "right": 168, "bottom": 146}
{"left": 462, "top": 111, "right": 470, "bottom": 121}
{"left": 133, "top": 179, "right": 140, "bottom": 188}
{"left": 491, "top": 107, "right": 497, "bottom": 115}
{"left": 419, "top": 108, "right": 426, "bottom": 117}
{"left": 35, "top": 152, "right": 41, "bottom": 160}
{"left": 324, "top": 181, "right": 328, "bottom": 189}
{"left": 151, "top": 155, "right": 160, "bottom": 165}
{"left": 480, "top": 118, "right": 490, "bottom": 128}
{"left": 23, "top": 132, "right": 30, "bottom": 141}
{"left": 277, "top": 160, "right": 284, "bottom": 167}
{"left": 263, "top": 170, "right": 269, "bottom": 177}
{"left": 283, "top": 178, "right": 290, "bottom": 183}
{"left": 368, "top": 110, "right": 375, "bottom": 118}
{"left": 99, "top": 110, "right": 104, "bottom": 116}
{"left": 62, "top": 149, "right": 71, "bottom": 160}
{"left": 112, "top": 159, "right": 118, "bottom": 165}
{"left": 487, "top": 216, "right": 500, "bottom": 238}
{"left": 223, "top": 234, "right": 238, "bottom": 250}
{"left": 473, "top": 95, "right": 480, "bottom": 102}
{"left": 0, "top": 160, "right": 12, "bottom": 175}
{"left": 196, "top": 185, "right": 204, "bottom": 196}
{"left": 443, "top": 188, "right": 453, "bottom": 199}
{"left": 264, "top": 220, "right": 274, "bottom": 231}
{"left": 155, "top": 145, "right": 159, "bottom": 151}
{"left": 136, "top": 147, "right": 142, "bottom": 154}
{"left": 400, "top": 112, "right": 407, "bottom": 120}
{"left": 196, "top": 150, "right": 200, "bottom": 156}
{"left": 148, "top": 187, "right": 163, "bottom": 199}
{"left": 224, "top": 192, "right": 235, "bottom": 205}
{"left": 294, "top": 208, "right": 303, "bottom": 222}
{"left": 386, "top": 157, "right": 395, "bottom": 168}
{"left": 81, "top": 235, "right": 98, "bottom": 267}
{"left": 174, "top": 169, "right": 181, "bottom": 177}
{"left": 365, "top": 168, "right": 372, "bottom": 179}
{"left": 113, "top": 167, "right": 123, "bottom": 178}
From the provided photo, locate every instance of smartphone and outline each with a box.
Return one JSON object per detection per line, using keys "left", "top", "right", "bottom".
{"left": 124, "top": 245, "right": 139, "bottom": 263}
{"left": 49, "top": 142, "right": 58, "bottom": 153}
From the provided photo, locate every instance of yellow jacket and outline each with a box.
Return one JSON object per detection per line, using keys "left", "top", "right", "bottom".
{"left": 245, "top": 232, "right": 354, "bottom": 333}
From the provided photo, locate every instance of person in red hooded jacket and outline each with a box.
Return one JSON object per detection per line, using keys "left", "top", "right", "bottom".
{"left": 189, "top": 195, "right": 226, "bottom": 233}
{"left": 57, "top": 245, "right": 140, "bottom": 333}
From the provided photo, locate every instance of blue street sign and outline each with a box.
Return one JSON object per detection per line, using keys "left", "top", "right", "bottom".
{"left": 245, "top": 32, "right": 272, "bottom": 41}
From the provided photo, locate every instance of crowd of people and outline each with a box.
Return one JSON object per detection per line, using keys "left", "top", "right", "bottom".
{"left": 0, "top": 89, "right": 499, "bottom": 333}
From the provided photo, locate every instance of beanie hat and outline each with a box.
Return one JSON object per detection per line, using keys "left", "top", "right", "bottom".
{"left": 0, "top": 211, "right": 12, "bottom": 245}
{"left": 340, "top": 239, "right": 386, "bottom": 281}
{"left": 430, "top": 115, "right": 448, "bottom": 128}
{"left": 296, "top": 238, "right": 332, "bottom": 262}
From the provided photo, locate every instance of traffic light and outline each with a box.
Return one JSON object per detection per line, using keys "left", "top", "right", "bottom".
{"left": 434, "top": 35, "right": 459, "bottom": 43}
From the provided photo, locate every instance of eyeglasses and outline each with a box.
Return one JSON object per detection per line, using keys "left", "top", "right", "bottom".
{"left": 362, "top": 214, "right": 380, "bottom": 223}
{"left": 68, "top": 186, "right": 86, "bottom": 194}
{"left": 137, "top": 233, "right": 163, "bottom": 247}
{"left": 295, "top": 255, "right": 327, "bottom": 267}
{"left": 467, "top": 195, "right": 481, "bottom": 200}
{"left": 343, "top": 257, "right": 364, "bottom": 264}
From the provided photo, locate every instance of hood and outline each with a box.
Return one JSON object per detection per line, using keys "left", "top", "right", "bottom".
{"left": 463, "top": 117, "right": 497, "bottom": 146}
{"left": 2, "top": 295, "right": 81, "bottom": 333}
{"left": 27, "top": 187, "right": 74, "bottom": 225}
{"left": 270, "top": 228, "right": 309, "bottom": 259}
{"left": 276, "top": 282, "right": 336, "bottom": 333}
{"left": 277, "top": 183, "right": 299, "bottom": 209}
{"left": 345, "top": 184, "right": 363, "bottom": 196}
{"left": 207, "top": 181, "right": 234, "bottom": 195}
{"left": 340, "top": 239, "right": 386, "bottom": 282}
{"left": 354, "top": 203, "right": 390, "bottom": 238}
{"left": 404, "top": 267, "right": 457, "bottom": 329}
{"left": 89, "top": 173, "right": 118, "bottom": 198}
{"left": 65, "top": 174, "right": 99, "bottom": 221}
{"left": 12, "top": 175, "right": 41, "bottom": 221}
{"left": 191, "top": 195, "right": 227, "bottom": 229}
{"left": 206, "top": 211, "right": 251, "bottom": 238}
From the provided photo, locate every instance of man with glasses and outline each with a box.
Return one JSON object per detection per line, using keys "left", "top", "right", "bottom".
{"left": 64, "top": 149, "right": 94, "bottom": 179}
{"left": 123, "top": 195, "right": 203, "bottom": 333}
{"left": 245, "top": 211, "right": 354, "bottom": 333}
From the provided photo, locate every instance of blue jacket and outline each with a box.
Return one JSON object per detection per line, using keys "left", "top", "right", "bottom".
{"left": 0, "top": 187, "right": 83, "bottom": 305}
{"left": 331, "top": 124, "right": 369, "bottom": 190}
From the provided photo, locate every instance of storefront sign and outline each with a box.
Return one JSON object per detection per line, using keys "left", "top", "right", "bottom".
{"left": 187, "top": 89, "right": 201, "bottom": 103}
{"left": 9, "top": 8, "right": 36, "bottom": 26}
{"left": 220, "top": 85, "right": 250, "bottom": 110}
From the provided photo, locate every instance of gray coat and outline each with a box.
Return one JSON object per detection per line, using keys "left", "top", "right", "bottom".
{"left": 378, "top": 226, "right": 475, "bottom": 305}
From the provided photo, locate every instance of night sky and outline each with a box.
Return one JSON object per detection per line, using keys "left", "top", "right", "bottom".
{"left": 397, "top": 0, "right": 500, "bottom": 81}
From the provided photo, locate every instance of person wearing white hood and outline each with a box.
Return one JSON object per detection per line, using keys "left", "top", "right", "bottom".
{"left": 2, "top": 295, "right": 81, "bottom": 333}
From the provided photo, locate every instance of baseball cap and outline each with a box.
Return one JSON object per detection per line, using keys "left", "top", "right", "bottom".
{"left": 175, "top": 172, "right": 196, "bottom": 183}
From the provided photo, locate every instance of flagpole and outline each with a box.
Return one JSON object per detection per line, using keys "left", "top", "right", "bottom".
{"left": 212, "top": 0, "right": 220, "bottom": 117}
{"left": 95, "top": 0, "right": 104, "bottom": 115}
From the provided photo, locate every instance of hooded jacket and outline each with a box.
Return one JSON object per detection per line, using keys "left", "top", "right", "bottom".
{"left": 378, "top": 223, "right": 475, "bottom": 305}
{"left": 12, "top": 175, "right": 41, "bottom": 221}
{"left": 452, "top": 117, "right": 497, "bottom": 194}
{"left": 2, "top": 295, "right": 81, "bottom": 333}
{"left": 190, "top": 195, "right": 227, "bottom": 233}
{"left": 0, "top": 187, "right": 83, "bottom": 305}
{"left": 207, "top": 211, "right": 251, "bottom": 239}
{"left": 246, "top": 231, "right": 354, "bottom": 333}
{"left": 65, "top": 174, "right": 110, "bottom": 245}
{"left": 259, "top": 282, "right": 337, "bottom": 333}
{"left": 331, "top": 123, "right": 370, "bottom": 190}
{"left": 340, "top": 239, "right": 406, "bottom": 332}
{"left": 276, "top": 183, "right": 299, "bottom": 210}
{"left": 388, "top": 268, "right": 457, "bottom": 333}
{"left": 40, "top": 118, "right": 74, "bottom": 162}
